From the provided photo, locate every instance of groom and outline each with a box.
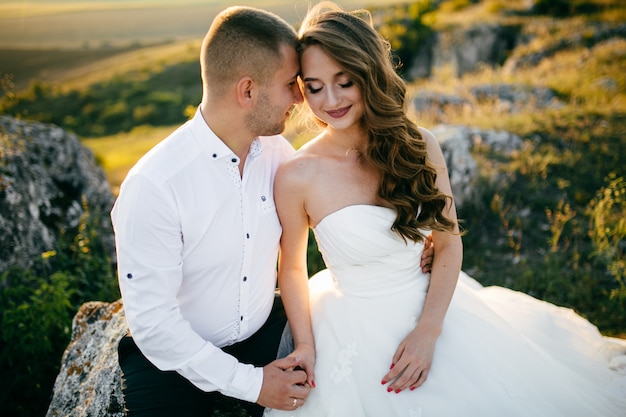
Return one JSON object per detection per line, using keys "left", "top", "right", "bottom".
{"left": 111, "top": 5, "right": 435, "bottom": 417}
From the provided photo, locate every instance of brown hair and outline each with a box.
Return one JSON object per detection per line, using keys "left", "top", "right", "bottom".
{"left": 299, "top": 2, "right": 457, "bottom": 242}
{"left": 201, "top": 6, "right": 298, "bottom": 97}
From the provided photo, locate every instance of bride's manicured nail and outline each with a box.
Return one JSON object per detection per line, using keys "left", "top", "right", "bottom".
{"left": 410, "top": 387, "right": 416, "bottom": 391}
{"left": 395, "top": 389, "right": 401, "bottom": 394}
{"left": 390, "top": 363, "right": 395, "bottom": 369}
{"left": 381, "top": 380, "right": 387, "bottom": 385}
{"left": 387, "top": 387, "right": 393, "bottom": 393}
{"left": 312, "top": 380, "right": 316, "bottom": 388}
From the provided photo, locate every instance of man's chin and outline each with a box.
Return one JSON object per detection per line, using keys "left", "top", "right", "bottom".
{"left": 264, "top": 124, "right": 285, "bottom": 137}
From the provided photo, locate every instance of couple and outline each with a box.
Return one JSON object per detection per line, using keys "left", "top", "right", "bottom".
{"left": 112, "top": 2, "right": 626, "bottom": 417}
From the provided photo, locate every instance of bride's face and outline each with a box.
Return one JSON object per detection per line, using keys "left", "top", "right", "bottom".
{"left": 299, "top": 45, "right": 364, "bottom": 130}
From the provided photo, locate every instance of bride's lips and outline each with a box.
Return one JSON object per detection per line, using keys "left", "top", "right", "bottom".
{"left": 326, "top": 106, "right": 351, "bottom": 119}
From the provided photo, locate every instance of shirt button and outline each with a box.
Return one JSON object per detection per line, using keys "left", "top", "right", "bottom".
{"left": 243, "top": 276, "right": 247, "bottom": 282}
{"left": 231, "top": 158, "right": 237, "bottom": 163}
{"left": 240, "top": 316, "right": 243, "bottom": 321}
{"left": 126, "top": 273, "right": 133, "bottom": 279}
{"left": 212, "top": 153, "right": 217, "bottom": 158}
{"left": 246, "top": 233, "right": 250, "bottom": 239}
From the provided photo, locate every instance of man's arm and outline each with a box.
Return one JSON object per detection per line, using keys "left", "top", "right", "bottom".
{"left": 112, "top": 174, "right": 264, "bottom": 402}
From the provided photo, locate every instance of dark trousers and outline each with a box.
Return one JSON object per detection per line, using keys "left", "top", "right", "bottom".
{"left": 118, "top": 294, "right": 287, "bottom": 417}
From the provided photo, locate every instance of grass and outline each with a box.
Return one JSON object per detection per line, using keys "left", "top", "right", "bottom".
{"left": 0, "top": 39, "right": 202, "bottom": 92}
{"left": 83, "top": 124, "right": 178, "bottom": 194}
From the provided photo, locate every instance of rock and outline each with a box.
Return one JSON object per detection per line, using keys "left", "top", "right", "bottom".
{"left": 431, "top": 125, "right": 523, "bottom": 206}
{"left": 412, "top": 91, "right": 472, "bottom": 117}
{"left": 470, "top": 83, "right": 563, "bottom": 112}
{"left": 408, "top": 23, "right": 522, "bottom": 79}
{"left": 46, "top": 300, "right": 127, "bottom": 417}
{"left": 412, "top": 83, "right": 562, "bottom": 117}
{"left": 0, "top": 116, "right": 115, "bottom": 274}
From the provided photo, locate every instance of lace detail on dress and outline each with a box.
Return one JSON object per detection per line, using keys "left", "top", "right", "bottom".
{"left": 409, "top": 407, "right": 424, "bottom": 417}
{"left": 331, "top": 342, "right": 358, "bottom": 383}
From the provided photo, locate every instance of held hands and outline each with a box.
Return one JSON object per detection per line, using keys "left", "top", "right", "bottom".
{"left": 257, "top": 356, "right": 311, "bottom": 410}
{"left": 381, "top": 324, "right": 440, "bottom": 393}
{"left": 289, "top": 342, "right": 317, "bottom": 389}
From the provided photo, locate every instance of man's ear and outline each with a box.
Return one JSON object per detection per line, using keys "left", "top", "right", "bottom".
{"left": 236, "top": 76, "right": 255, "bottom": 108}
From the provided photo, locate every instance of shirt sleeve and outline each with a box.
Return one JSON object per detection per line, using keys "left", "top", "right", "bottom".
{"left": 111, "top": 174, "right": 264, "bottom": 402}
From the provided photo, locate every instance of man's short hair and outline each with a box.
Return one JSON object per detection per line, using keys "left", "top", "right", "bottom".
{"left": 201, "top": 6, "right": 298, "bottom": 97}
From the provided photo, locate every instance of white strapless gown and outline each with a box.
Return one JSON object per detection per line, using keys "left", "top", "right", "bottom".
{"left": 265, "top": 205, "right": 626, "bottom": 417}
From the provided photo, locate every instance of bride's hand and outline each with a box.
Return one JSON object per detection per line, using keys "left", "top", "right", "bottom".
{"left": 381, "top": 324, "right": 439, "bottom": 393}
{"left": 289, "top": 342, "right": 317, "bottom": 388}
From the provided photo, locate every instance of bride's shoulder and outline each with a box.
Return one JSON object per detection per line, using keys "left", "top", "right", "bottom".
{"left": 275, "top": 147, "right": 321, "bottom": 192}
{"left": 279, "top": 136, "right": 326, "bottom": 174}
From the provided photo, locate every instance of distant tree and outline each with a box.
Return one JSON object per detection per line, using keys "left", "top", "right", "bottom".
{"left": 375, "top": 1, "right": 436, "bottom": 78}
{"left": 532, "top": 0, "right": 606, "bottom": 16}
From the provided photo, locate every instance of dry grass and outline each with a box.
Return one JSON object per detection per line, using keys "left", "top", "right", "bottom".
{"left": 82, "top": 125, "right": 177, "bottom": 195}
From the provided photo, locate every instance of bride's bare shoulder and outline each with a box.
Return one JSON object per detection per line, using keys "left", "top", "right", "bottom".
{"left": 275, "top": 135, "right": 326, "bottom": 188}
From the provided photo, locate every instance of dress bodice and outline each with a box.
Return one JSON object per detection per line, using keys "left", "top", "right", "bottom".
{"left": 313, "top": 205, "right": 429, "bottom": 296}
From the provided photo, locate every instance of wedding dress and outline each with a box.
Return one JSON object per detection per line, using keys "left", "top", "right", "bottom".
{"left": 265, "top": 205, "right": 626, "bottom": 417}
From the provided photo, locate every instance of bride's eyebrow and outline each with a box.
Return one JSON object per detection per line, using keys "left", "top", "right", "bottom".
{"left": 302, "top": 71, "right": 346, "bottom": 83}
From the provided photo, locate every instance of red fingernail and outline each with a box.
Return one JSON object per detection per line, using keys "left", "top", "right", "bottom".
{"left": 312, "top": 380, "right": 316, "bottom": 388}
{"left": 381, "top": 380, "right": 387, "bottom": 385}
{"left": 390, "top": 363, "right": 395, "bottom": 369}
{"left": 387, "top": 387, "right": 393, "bottom": 393}
{"left": 395, "top": 389, "right": 401, "bottom": 394}
{"left": 410, "top": 387, "right": 416, "bottom": 391}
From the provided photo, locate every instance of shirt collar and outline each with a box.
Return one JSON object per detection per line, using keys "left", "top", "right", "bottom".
{"left": 189, "top": 107, "right": 263, "bottom": 163}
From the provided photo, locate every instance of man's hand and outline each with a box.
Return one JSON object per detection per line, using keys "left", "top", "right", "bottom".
{"left": 257, "top": 356, "right": 311, "bottom": 410}
{"left": 420, "top": 234, "right": 434, "bottom": 273}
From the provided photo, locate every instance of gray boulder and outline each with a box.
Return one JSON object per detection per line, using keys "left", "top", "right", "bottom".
{"left": 407, "top": 23, "right": 522, "bottom": 80}
{"left": 432, "top": 125, "right": 523, "bottom": 206}
{"left": 46, "top": 300, "right": 126, "bottom": 417}
{"left": 0, "top": 115, "right": 115, "bottom": 274}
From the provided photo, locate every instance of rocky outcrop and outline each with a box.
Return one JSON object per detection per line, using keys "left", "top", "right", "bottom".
{"left": 412, "top": 83, "right": 563, "bottom": 118}
{"left": 407, "top": 23, "right": 522, "bottom": 79}
{"left": 0, "top": 116, "right": 115, "bottom": 274}
{"left": 431, "top": 125, "right": 523, "bottom": 207}
{"left": 46, "top": 300, "right": 127, "bottom": 417}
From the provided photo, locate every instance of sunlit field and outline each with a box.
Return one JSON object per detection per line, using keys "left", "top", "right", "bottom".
{"left": 0, "top": 0, "right": 402, "bottom": 91}
{"left": 0, "top": 0, "right": 402, "bottom": 48}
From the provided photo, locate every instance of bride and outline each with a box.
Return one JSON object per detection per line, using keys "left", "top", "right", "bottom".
{"left": 265, "top": 2, "right": 626, "bottom": 416}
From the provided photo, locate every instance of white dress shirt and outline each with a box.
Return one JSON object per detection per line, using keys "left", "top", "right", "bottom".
{"left": 111, "top": 107, "right": 294, "bottom": 402}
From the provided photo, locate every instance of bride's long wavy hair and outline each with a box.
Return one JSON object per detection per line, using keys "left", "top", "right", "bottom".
{"left": 298, "top": 2, "right": 457, "bottom": 242}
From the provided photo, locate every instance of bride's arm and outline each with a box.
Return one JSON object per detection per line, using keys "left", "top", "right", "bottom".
{"left": 382, "top": 127, "right": 463, "bottom": 393}
{"left": 273, "top": 157, "right": 317, "bottom": 387}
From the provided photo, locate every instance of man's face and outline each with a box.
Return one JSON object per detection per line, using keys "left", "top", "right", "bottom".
{"left": 245, "top": 44, "right": 303, "bottom": 136}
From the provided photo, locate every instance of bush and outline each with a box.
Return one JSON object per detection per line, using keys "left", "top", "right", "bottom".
{"left": 0, "top": 60, "right": 201, "bottom": 138}
{"left": 0, "top": 204, "right": 119, "bottom": 417}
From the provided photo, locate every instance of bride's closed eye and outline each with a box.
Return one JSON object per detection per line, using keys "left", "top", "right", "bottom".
{"left": 306, "top": 85, "right": 323, "bottom": 94}
{"left": 306, "top": 80, "right": 354, "bottom": 95}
